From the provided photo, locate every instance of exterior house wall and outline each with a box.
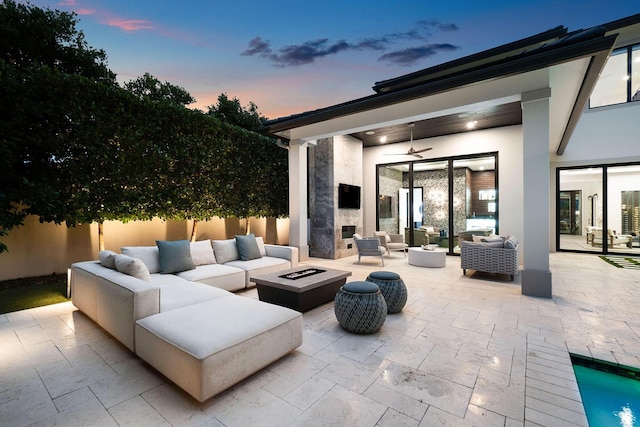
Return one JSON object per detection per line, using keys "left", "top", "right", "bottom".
{"left": 550, "top": 101, "right": 640, "bottom": 250}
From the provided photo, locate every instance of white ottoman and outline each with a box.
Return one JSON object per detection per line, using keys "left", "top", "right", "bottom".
{"left": 135, "top": 296, "right": 302, "bottom": 402}
{"left": 408, "top": 247, "right": 446, "bottom": 268}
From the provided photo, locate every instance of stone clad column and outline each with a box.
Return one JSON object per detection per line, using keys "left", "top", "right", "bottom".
{"left": 289, "top": 140, "right": 309, "bottom": 261}
{"left": 521, "top": 88, "right": 552, "bottom": 297}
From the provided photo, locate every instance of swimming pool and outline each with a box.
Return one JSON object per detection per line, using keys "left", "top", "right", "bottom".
{"left": 572, "top": 355, "right": 640, "bottom": 426}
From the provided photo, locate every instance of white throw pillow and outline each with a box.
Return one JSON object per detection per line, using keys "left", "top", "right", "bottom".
{"left": 190, "top": 240, "right": 217, "bottom": 265}
{"left": 121, "top": 246, "right": 160, "bottom": 273}
{"left": 255, "top": 236, "right": 267, "bottom": 256}
{"left": 211, "top": 239, "right": 240, "bottom": 264}
{"left": 114, "top": 254, "right": 152, "bottom": 282}
{"left": 98, "top": 250, "right": 117, "bottom": 269}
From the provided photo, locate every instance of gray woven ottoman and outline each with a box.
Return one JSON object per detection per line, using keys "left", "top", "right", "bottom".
{"left": 365, "top": 271, "right": 407, "bottom": 314}
{"left": 334, "top": 281, "right": 387, "bottom": 334}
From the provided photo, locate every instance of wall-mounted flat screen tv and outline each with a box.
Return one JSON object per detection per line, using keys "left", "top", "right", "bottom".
{"left": 338, "top": 183, "right": 361, "bottom": 209}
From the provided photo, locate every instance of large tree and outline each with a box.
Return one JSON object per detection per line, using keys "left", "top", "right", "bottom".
{"left": 0, "top": 0, "right": 116, "bottom": 252}
{"left": 0, "top": 1, "right": 289, "bottom": 253}
{"left": 208, "top": 93, "right": 266, "bottom": 132}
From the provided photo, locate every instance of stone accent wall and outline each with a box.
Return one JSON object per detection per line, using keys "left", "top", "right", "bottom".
{"left": 309, "top": 136, "right": 363, "bottom": 259}
{"left": 404, "top": 168, "right": 468, "bottom": 235}
{"left": 378, "top": 166, "right": 403, "bottom": 235}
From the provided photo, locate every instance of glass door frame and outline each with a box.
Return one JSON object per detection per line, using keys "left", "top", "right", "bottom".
{"left": 376, "top": 151, "right": 499, "bottom": 255}
{"left": 556, "top": 161, "right": 640, "bottom": 255}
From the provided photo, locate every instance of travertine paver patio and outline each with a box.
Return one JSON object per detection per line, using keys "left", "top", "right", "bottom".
{"left": 2, "top": 251, "right": 640, "bottom": 426}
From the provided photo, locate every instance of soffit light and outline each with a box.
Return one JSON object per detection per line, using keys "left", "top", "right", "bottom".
{"left": 466, "top": 120, "right": 478, "bottom": 129}
{"left": 380, "top": 135, "right": 387, "bottom": 143}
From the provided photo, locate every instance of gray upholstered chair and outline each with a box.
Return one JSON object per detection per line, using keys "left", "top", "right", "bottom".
{"left": 374, "top": 231, "right": 408, "bottom": 257}
{"left": 353, "top": 234, "right": 386, "bottom": 266}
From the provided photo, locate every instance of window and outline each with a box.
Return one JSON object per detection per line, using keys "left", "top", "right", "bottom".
{"left": 590, "top": 44, "right": 640, "bottom": 108}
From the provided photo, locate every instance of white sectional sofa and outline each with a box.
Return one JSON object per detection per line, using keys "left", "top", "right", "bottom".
{"left": 70, "top": 235, "right": 303, "bottom": 402}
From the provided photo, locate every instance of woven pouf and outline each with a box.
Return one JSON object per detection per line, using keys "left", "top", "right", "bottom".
{"left": 365, "top": 271, "right": 407, "bottom": 314}
{"left": 334, "top": 281, "right": 387, "bottom": 334}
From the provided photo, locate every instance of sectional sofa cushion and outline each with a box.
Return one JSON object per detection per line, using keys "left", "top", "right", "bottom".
{"left": 121, "top": 246, "right": 161, "bottom": 273}
{"left": 134, "top": 296, "right": 303, "bottom": 402}
{"left": 149, "top": 274, "right": 232, "bottom": 312}
{"left": 236, "top": 234, "right": 262, "bottom": 261}
{"left": 226, "top": 256, "right": 291, "bottom": 286}
{"left": 114, "top": 254, "right": 152, "bottom": 282}
{"left": 176, "top": 264, "right": 246, "bottom": 292}
{"left": 211, "top": 239, "right": 240, "bottom": 264}
{"left": 190, "top": 240, "right": 217, "bottom": 265}
{"left": 156, "top": 240, "right": 196, "bottom": 274}
{"left": 99, "top": 250, "right": 117, "bottom": 269}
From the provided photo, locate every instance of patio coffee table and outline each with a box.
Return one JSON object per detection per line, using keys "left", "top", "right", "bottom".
{"left": 253, "top": 266, "right": 352, "bottom": 312}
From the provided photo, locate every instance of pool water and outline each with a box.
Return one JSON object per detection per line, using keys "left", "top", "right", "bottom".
{"left": 573, "top": 358, "right": 640, "bottom": 426}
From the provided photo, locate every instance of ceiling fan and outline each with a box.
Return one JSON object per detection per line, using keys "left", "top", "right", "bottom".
{"left": 384, "top": 123, "right": 432, "bottom": 158}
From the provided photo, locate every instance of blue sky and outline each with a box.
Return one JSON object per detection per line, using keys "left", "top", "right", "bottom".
{"left": 27, "top": 1, "right": 639, "bottom": 119}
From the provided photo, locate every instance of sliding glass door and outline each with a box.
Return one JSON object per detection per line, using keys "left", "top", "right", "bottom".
{"left": 558, "top": 164, "right": 640, "bottom": 254}
{"left": 377, "top": 153, "right": 497, "bottom": 254}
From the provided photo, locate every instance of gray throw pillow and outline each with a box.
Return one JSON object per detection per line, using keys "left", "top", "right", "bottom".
{"left": 98, "top": 250, "right": 117, "bottom": 269}
{"left": 236, "top": 233, "right": 263, "bottom": 261}
{"left": 114, "top": 254, "right": 152, "bottom": 282}
{"left": 156, "top": 240, "right": 196, "bottom": 274}
{"left": 504, "top": 236, "right": 519, "bottom": 249}
{"left": 212, "top": 239, "right": 240, "bottom": 264}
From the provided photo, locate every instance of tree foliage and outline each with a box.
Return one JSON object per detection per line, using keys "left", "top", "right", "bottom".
{"left": 124, "top": 72, "right": 195, "bottom": 106}
{"left": 208, "top": 93, "right": 266, "bottom": 132}
{"left": 0, "top": 1, "right": 288, "bottom": 253}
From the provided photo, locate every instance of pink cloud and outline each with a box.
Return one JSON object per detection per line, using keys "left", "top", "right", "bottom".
{"left": 56, "top": 0, "right": 93, "bottom": 14}
{"left": 106, "top": 18, "right": 153, "bottom": 32}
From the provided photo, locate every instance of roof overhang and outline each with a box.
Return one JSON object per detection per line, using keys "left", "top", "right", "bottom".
{"left": 264, "top": 23, "right": 621, "bottom": 156}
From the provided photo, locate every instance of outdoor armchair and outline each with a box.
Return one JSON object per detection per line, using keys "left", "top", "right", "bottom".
{"left": 374, "top": 231, "right": 408, "bottom": 257}
{"left": 353, "top": 234, "right": 385, "bottom": 266}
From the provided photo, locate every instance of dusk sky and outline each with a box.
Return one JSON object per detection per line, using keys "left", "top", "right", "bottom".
{"left": 26, "top": 1, "right": 639, "bottom": 119}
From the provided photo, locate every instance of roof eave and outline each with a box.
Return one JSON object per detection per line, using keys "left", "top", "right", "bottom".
{"left": 264, "top": 34, "right": 618, "bottom": 137}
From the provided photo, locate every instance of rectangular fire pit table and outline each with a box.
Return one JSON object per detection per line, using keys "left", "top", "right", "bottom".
{"left": 253, "top": 266, "right": 352, "bottom": 312}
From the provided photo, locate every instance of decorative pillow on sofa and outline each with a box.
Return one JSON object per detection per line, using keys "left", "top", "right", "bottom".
{"left": 255, "top": 236, "right": 267, "bottom": 256}
{"left": 236, "top": 233, "right": 263, "bottom": 261}
{"left": 114, "top": 254, "right": 152, "bottom": 282}
{"left": 121, "top": 246, "right": 160, "bottom": 273}
{"left": 504, "top": 236, "right": 519, "bottom": 249}
{"left": 156, "top": 240, "right": 196, "bottom": 274}
{"left": 211, "top": 239, "right": 240, "bottom": 264}
{"left": 190, "top": 240, "right": 217, "bottom": 266}
{"left": 99, "top": 250, "right": 117, "bottom": 269}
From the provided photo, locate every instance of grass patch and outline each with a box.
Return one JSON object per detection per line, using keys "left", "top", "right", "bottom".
{"left": 0, "top": 274, "right": 69, "bottom": 315}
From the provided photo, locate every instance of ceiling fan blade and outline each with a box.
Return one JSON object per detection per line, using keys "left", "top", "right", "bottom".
{"left": 413, "top": 153, "right": 423, "bottom": 158}
{"left": 413, "top": 147, "right": 432, "bottom": 154}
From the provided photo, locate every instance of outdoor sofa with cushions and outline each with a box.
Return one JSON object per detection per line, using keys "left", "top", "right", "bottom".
{"left": 70, "top": 236, "right": 302, "bottom": 402}
{"left": 460, "top": 235, "right": 519, "bottom": 281}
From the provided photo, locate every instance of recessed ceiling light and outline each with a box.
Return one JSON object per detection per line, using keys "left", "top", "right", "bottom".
{"left": 380, "top": 136, "right": 387, "bottom": 143}
{"left": 366, "top": 131, "right": 375, "bottom": 135}
{"left": 466, "top": 120, "right": 478, "bottom": 130}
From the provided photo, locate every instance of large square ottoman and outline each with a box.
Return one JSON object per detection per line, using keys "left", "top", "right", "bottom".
{"left": 135, "top": 296, "right": 303, "bottom": 402}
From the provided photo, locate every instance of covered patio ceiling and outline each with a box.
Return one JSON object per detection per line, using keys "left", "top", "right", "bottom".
{"left": 350, "top": 102, "right": 522, "bottom": 148}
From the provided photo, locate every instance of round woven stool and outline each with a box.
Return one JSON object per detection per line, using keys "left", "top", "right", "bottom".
{"left": 365, "top": 271, "right": 407, "bottom": 314}
{"left": 334, "top": 281, "right": 387, "bottom": 334}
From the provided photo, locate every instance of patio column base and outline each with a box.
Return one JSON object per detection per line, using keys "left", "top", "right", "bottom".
{"left": 521, "top": 269, "right": 552, "bottom": 298}
{"left": 298, "top": 245, "right": 310, "bottom": 261}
